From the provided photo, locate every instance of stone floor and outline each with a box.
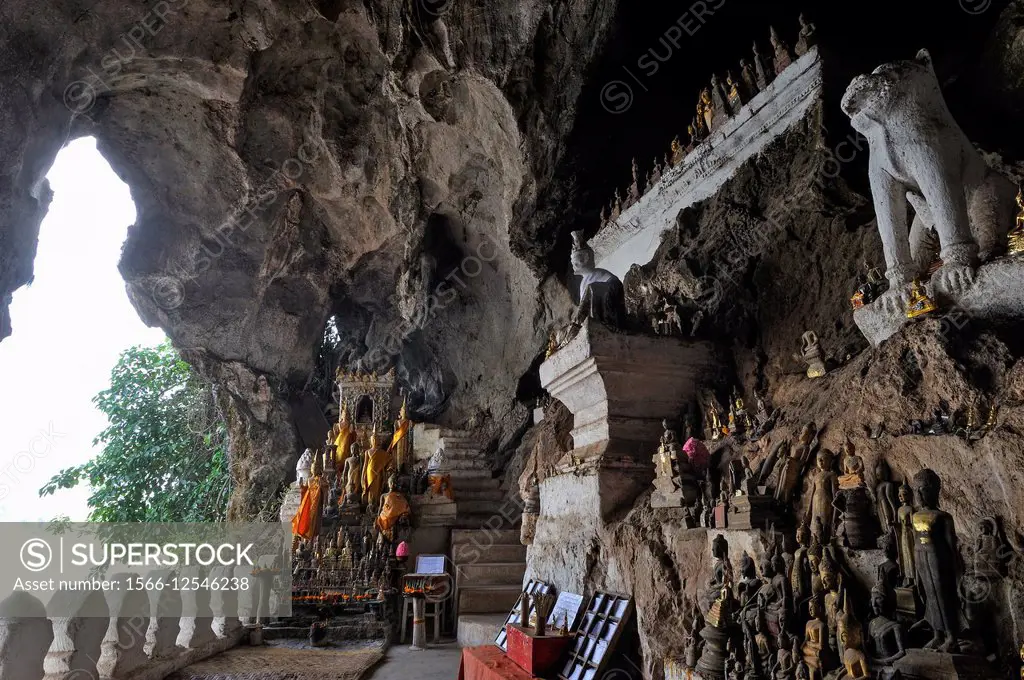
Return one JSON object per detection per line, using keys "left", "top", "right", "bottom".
{"left": 366, "top": 640, "right": 462, "bottom": 680}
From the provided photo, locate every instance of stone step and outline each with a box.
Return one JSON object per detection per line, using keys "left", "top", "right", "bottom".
{"left": 445, "top": 451, "right": 489, "bottom": 461}
{"left": 453, "top": 515, "right": 520, "bottom": 530}
{"left": 457, "top": 585, "right": 523, "bottom": 615}
{"left": 457, "top": 562, "right": 527, "bottom": 587}
{"left": 457, "top": 614, "right": 508, "bottom": 647}
{"left": 449, "top": 469, "right": 495, "bottom": 479}
{"left": 447, "top": 457, "right": 490, "bottom": 470}
{"left": 453, "top": 488, "right": 505, "bottom": 502}
{"left": 451, "top": 529, "right": 523, "bottom": 546}
{"left": 452, "top": 542, "right": 528, "bottom": 564}
{"left": 456, "top": 499, "right": 512, "bottom": 515}
{"left": 452, "top": 475, "right": 500, "bottom": 488}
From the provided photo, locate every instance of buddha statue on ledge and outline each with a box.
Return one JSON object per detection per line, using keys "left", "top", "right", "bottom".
{"left": 566, "top": 230, "right": 627, "bottom": 332}
{"left": 905, "top": 280, "right": 937, "bottom": 318}
{"left": 1008, "top": 185, "right": 1024, "bottom": 255}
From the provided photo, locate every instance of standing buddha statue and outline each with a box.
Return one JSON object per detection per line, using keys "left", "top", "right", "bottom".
{"left": 334, "top": 403, "right": 355, "bottom": 477}
{"left": 292, "top": 447, "right": 325, "bottom": 540}
{"left": 895, "top": 481, "right": 916, "bottom": 587}
{"left": 343, "top": 441, "right": 363, "bottom": 505}
{"left": 362, "top": 427, "right": 394, "bottom": 509}
{"left": 805, "top": 449, "right": 838, "bottom": 543}
{"left": 910, "top": 468, "right": 961, "bottom": 652}
{"left": 388, "top": 395, "right": 413, "bottom": 473}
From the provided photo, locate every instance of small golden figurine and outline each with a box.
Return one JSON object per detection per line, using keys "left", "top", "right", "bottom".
{"left": 670, "top": 137, "right": 684, "bottom": 166}
{"left": 545, "top": 331, "right": 557, "bottom": 359}
{"left": 905, "top": 280, "right": 938, "bottom": 319}
{"left": 1008, "top": 185, "right": 1024, "bottom": 255}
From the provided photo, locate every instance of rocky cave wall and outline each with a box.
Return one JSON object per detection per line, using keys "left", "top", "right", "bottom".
{"left": 512, "top": 5, "right": 1024, "bottom": 672}
{"left": 5, "top": 0, "right": 1024, "bottom": 667}
{"left": 0, "top": 0, "right": 626, "bottom": 517}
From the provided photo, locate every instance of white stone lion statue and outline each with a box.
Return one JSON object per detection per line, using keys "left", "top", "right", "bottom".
{"left": 841, "top": 49, "right": 1015, "bottom": 310}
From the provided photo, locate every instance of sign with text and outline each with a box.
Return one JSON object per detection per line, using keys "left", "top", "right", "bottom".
{"left": 0, "top": 522, "right": 292, "bottom": 617}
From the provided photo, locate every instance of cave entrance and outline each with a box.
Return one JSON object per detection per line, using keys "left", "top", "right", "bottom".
{"left": 0, "top": 136, "right": 165, "bottom": 522}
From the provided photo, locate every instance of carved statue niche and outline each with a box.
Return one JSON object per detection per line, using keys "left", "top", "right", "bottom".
{"left": 568, "top": 230, "right": 627, "bottom": 329}
{"left": 841, "top": 49, "right": 1016, "bottom": 308}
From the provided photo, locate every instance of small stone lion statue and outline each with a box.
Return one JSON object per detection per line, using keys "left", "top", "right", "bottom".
{"left": 841, "top": 49, "right": 1015, "bottom": 311}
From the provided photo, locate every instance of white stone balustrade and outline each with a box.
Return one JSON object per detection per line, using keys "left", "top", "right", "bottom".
{"left": 176, "top": 569, "right": 218, "bottom": 650}
{"left": 0, "top": 556, "right": 280, "bottom": 680}
{"left": 44, "top": 590, "right": 108, "bottom": 680}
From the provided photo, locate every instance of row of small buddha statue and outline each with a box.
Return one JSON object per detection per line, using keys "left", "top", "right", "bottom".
{"left": 599, "top": 16, "right": 818, "bottom": 231}
{"left": 680, "top": 450, "right": 1012, "bottom": 679}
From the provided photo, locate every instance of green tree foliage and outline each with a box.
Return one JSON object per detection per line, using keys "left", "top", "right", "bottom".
{"left": 40, "top": 342, "right": 231, "bottom": 522}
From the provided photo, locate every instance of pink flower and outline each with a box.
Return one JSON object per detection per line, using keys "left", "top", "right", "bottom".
{"left": 683, "top": 437, "right": 710, "bottom": 474}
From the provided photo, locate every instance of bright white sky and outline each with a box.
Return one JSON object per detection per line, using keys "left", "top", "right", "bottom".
{"left": 0, "top": 137, "right": 166, "bottom": 522}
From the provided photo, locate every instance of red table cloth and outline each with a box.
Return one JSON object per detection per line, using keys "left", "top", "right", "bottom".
{"left": 458, "top": 645, "right": 543, "bottom": 680}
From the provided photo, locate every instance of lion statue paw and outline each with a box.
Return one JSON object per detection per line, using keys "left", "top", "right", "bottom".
{"left": 877, "top": 285, "right": 912, "bottom": 316}
{"left": 930, "top": 263, "right": 976, "bottom": 300}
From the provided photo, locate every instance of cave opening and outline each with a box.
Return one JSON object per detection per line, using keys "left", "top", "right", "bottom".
{"left": 0, "top": 136, "right": 164, "bottom": 522}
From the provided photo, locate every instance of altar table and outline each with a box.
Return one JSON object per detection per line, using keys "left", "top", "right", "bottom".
{"left": 458, "top": 645, "right": 543, "bottom": 680}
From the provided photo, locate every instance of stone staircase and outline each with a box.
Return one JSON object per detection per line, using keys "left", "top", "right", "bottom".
{"left": 452, "top": 529, "right": 527, "bottom": 647}
{"left": 439, "top": 429, "right": 519, "bottom": 529}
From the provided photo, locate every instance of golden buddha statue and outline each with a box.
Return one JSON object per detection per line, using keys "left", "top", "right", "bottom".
{"left": 802, "top": 596, "right": 831, "bottom": 680}
{"left": 1009, "top": 185, "right": 1024, "bottom": 255}
{"left": 700, "top": 88, "right": 714, "bottom": 131}
{"left": 838, "top": 595, "right": 869, "bottom": 679}
{"left": 707, "top": 405, "right": 724, "bottom": 441}
{"left": 905, "top": 280, "right": 937, "bottom": 319}
{"left": 362, "top": 427, "right": 394, "bottom": 508}
{"left": 375, "top": 473, "right": 411, "bottom": 540}
{"left": 388, "top": 395, "right": 413, "bottom": 473}
{"left": 837, "top": 439, "right": 865, "bottom": 490}
{"left": 670, "top": 136, "right": 684, "bottom": 166}
{"left": 333, "top": 403, "right": 355, "bottom": 476}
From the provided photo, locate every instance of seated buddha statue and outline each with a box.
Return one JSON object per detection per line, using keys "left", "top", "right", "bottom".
{"left": 837, "top": 596, "right": 869, "bottom": 679}
{"left": 867, "top": 583, "right": 907, "bottom": 665}
{"left": 905, "top": 280, "right": 937, "bottom": 319}
{"left": 568, "top": 230, "right": 626, "bottom": 329}
{"left": 801, "top": 596, "right": 835, "bottom": 680}
{"left": 362, "top": 428, "right": 393, "bottom": 508}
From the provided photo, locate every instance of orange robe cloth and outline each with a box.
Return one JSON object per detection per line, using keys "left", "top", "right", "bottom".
{"left": 291, "top": 479, "right": 323, "bottom": 540}
{"left": 388, "top": 418, "right": 411, "bottom": 452}
{"left": 375, "top": 491, "right": 411, "bottom": 539}
{"left": 333, "top": 424, "right": 355, "bottom": 477}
